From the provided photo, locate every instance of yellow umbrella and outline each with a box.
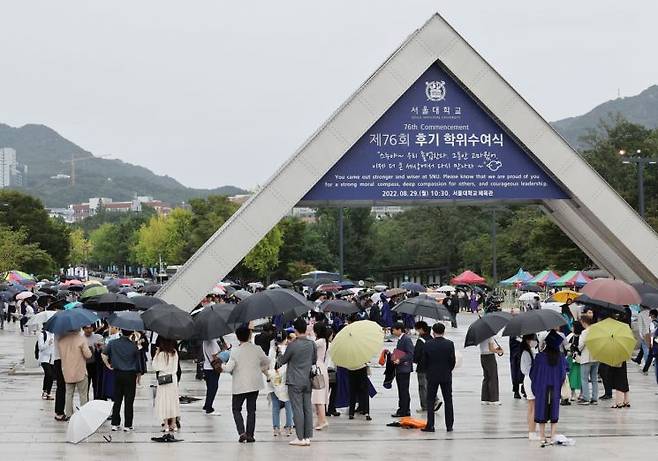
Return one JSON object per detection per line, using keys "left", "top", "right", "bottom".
{"left": 552, "top": 290, "right": 581, "bottom": 303}
{"left": 585, "top": 318, "right": 636, "bottom": 366}
{"left": 84, "top": 280, "right": 102, "bottom": 287}
{"left": 329, "top": 320, "right": 384, "bottom": 370}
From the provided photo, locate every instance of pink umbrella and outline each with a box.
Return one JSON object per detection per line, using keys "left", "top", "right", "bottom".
{"left": 581, "top": 278, "right": 641, "bottom": 305}
{"left": 65, "top": 279, "right": 83, "bottom": 286}
{"left": 16, "top": 291, "right": 35, "bottom": 300}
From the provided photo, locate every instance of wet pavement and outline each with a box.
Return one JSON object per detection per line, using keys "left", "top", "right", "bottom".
{"left": 1, "top": 313, "right": 656, "bottom": 460}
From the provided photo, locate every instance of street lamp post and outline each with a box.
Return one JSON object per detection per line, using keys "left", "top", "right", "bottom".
{"left": 619, "top": 149, "right": 658, "bottom": 218}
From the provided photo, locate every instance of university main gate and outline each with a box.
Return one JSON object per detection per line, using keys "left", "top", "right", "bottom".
{"left": 158, "top": 14, "right": 658, "bottom": 310}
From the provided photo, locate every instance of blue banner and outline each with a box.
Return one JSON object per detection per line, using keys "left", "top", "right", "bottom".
{"left": 301, "top": 62, "right": 568, "bottom": 203}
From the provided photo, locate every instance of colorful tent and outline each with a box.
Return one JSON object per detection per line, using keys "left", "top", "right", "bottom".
{"left": 499, "top": 268, "right": 534, "bottom": 286}
{"left": 549, "top": 270, "right": 592, "bottom": 288}
{"left": 528, "top": 270, "right": 560, "bottom": 286}
{"left": 3, "top": 270, "right": 36, "bottom": 286}
{"left": 451, "top": 270, "right": 487, "bottom": 286}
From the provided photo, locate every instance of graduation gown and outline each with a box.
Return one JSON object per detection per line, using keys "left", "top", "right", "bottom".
{"left": 530, "top": 352, "right": 567, "bottom": 423}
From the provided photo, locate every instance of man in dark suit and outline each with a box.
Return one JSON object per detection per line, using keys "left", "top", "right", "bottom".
{"left": 391, "top": 322, "right": 414, "bottom": 417}
{"left": 422, "top": 322, "right": 455, "bottom": 432}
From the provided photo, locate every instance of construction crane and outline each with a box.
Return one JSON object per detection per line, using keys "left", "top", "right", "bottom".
{"left": 60, "top": 154, "right": 110, "bottom": 186}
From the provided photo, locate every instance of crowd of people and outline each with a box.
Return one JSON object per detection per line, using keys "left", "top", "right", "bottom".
{"left": 0, "top": 275, "right": 654, "bottom": 448}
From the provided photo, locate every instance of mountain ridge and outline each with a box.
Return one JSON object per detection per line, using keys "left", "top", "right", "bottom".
{"left": 0, "top": 123, "right": 246, "bottom": 208}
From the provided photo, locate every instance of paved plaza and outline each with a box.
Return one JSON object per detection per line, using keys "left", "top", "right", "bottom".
{"left": 1, "top": 313, "right": 656, "bottom": 460}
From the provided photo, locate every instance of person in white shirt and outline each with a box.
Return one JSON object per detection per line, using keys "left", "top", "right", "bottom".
{"left": 266, "top": 331, "right": 294, "bottom": 437}
{"left": 222, "top": 326, "right": 270, "bottom": 443}
{"left": 38, "top": 329, "right": 56, "bottom": 400}
{"left": 578, "top": 316, "right": 599, "bottom": 405}
{"left": 479, "top": 337, "right": 503, "bottom": 405}
{"left": 519, "top": 334, "right": 539, "bottom": 440}
{"left": 202, "top": 339, "right": 221, "bottom": 415}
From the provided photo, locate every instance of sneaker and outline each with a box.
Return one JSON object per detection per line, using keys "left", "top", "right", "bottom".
{"left": 284, "top": 427, "right": 294, "bottom": 437}
{"left": 577, "top": 401, "right": 590, "bottom": 406}
{"left": 204, "top": 410, "right": 220, "bottom": 416}
{"left": 123, "top": 427, "right": 133, "bottom": 432}
{"left": 273, "top": 428, "right": 280, "bottom": 437}
{"left": 528, "top": 432, "right": 542, "bottom": 441}
{"left": 111, "top": 425, "right": 119, "bottom": 431}
{"left": 303, "top": 439, "right": 311, "bottom": 446}
{"left": 489, "top": 401, "right": 501, "bottom": 406}
{"left": 480, "top": 401, "right": 490, "bottom": 406}
{"left": 590, "top": 400, "right": 598, "bottom": 405}
{"left": 289, "top": 438, "right": 307, "bottom": 446}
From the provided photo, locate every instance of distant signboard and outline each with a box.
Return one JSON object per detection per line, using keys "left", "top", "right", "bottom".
{"left": 301, "top": 62, "right": 568, "bottom": 203}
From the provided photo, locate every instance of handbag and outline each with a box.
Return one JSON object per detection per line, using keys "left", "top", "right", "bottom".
{"left": 204, "top": 347, "right": 223, "bottom": 374}
{"left": 327, "top": 367, "right": 336, "bottom": 384}
{"left": 310, "top": 342, "right": 325, "bottom": 389}
{"left": 157, "top": 373, "right": 173, "bottom": 385}
{"left": 311, "top": 367, "right": 325, "bottom": 390}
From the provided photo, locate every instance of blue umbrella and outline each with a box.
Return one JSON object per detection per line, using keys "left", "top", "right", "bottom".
{"left": 400, "top": 282, "right": 427, "bottom": 293}
{"left": 44, "top": 309, "right": 99, "bottom": 335}
{"left": 64, "top": 301, "right": 82, "bottom": 310}
{"left": 107, "top": 311, "right": 144, "bottom": 331}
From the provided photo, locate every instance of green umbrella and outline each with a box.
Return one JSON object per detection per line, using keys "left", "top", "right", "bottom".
{"left": 80, "top": 285, "right": 109, "bottom": 301}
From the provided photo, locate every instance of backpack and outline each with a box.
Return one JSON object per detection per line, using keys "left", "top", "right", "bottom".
{"left": 34, "top": 331, "right": 47, "bottom": 361}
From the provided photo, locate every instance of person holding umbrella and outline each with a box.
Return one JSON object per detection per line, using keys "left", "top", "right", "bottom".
{"left": 277, "top": 317, "right": 316, "bottom": 447}
{"left": 37, "top": 327, "right": 56, "bottom": 400}
{"left": 152, "top": 338, "right": 181, "bottom": 432}
{"left": 102, "top": 329, "right": 140, "bottom": 431}
{"left": 59, "top": 328, "right": 93, "bottom": 419}
{"left": 577, "top": 316, "right": 599, "bottom": 405}
{"left": 390, "top": 322, "right": 414, "bottom": 417}
{"left": 222, "top": 325, "right": 271, "bottom": 443}
{"left": 479, "top": 336, "right": 503, "bottom": 405}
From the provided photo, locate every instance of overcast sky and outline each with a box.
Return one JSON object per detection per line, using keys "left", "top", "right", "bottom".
{"left": 1, "top": 1, "right": 656, "bottom": 190}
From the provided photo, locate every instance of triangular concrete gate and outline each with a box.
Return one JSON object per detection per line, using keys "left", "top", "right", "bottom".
{"left": 158, "top": 13, "right": 658, "bottom": 309}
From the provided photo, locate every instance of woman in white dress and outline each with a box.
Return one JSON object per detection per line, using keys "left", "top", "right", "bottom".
{"left": 152, "top": 338, "right": 180, "bottom": 432}
{"left": 312, "top": 323, "right": 331, "bottom": 430}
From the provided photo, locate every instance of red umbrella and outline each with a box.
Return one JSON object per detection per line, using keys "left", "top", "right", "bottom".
{"left": 581, "top": 278, "right": 641, "bottom": 306}
{"left": 451, "top": 270, "right": 486, "bottom": 285}
{"left": 315, "top": 283, "right": 342, "bottom": 292}
{"left": 118, "top": 278, "right": 134, "bottom": 286}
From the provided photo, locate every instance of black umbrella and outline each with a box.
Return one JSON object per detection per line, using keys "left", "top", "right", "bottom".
{"left": 39, "top": 286, "right": 59, "bottom": 295}
{"left": 391, "top": 295, "right": 453, "bottom": 320}
{"left": 131, "top": 296, "right": 166, "bottom": 311}
{"left": 227, "top": 289, "right": 313, "bottom": 325}
{"left": 142, "top": 304, "right": 195, "bottom": 340}
{"left": 400, "top": 282, "right": 427, "bottom": 293}
{"left": 107, "top": 311, "right": 145, "bottom": 331}
{"left": 576, "top": 294, "right": 626, "bottom": 314}
{"left": 502, "top": 309, "right": 566, "bottom": 336}
{"left": 640, "top": 293, "right": 658, "bottom": 309}
{"left": 294, "top": 278, "right": 315, "bottom": 286}
{"left": 193, "top": 304, "right": 236, "bottom": 339}
{"left": 310, "top": 278, "right": 336, "bottom": 289}
{"left": 83, "top": 293, "right": 135, "bottom": 312}
{"left": 320, "top": 299, "right": 360, "bottom": 315}
{"left": 335, "top": 289, "right": 354, "bottom": 298}
{"left": 274, "top": 280, "right": 293, "bottom": 289}
{"left": 143, "top": 284, "right": 161, "bottom": 295}
{"left": 464, "top": 312, "right": 512, "bottom": 347}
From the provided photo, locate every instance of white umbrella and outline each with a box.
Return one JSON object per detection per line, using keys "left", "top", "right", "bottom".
{"left": 519, "top": 292, "right": 539, "bottom": 302}
{"left": 437, "top": 285, "right": 456, "bottom": 293}
{"left": 16, "top": 291, "right": 34, "bottom": 300}
{"left": 66, "top": 400, "right": 113, "bottom": 444}
{"left": 373, "top": 284, "right": 388, "bottom": 292}
{"left": 26, "top": 310, "right": 55, "bottom": 326}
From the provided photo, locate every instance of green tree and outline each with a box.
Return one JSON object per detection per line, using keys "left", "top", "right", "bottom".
{"left": 132, "top": 209, "right": 193, "bottom": 267}
{"left": 243, "top": 226, "right": 284, "bottom": 281}
{"left": 69, "top": 228, "right": 92, "bottom": 266}
{"left": 88, "top": 223, "right": 119, "bottom": 268}
{"left": 185, "top": 196, "right": 239, "bottom": 258}
{"left": 0, "top": 190, "right": 70, "bottom": 266}
{"left": 0, "top": 225, "right": 56, "bottom": 274}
